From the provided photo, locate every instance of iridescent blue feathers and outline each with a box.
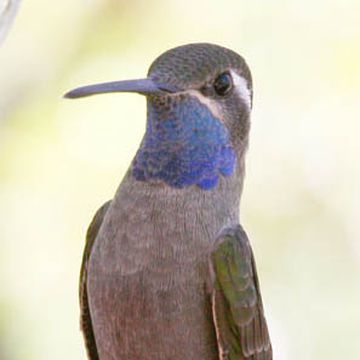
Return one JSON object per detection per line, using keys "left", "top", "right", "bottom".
{"left": 132, "top": 96, "right": 236, "bottom": 189}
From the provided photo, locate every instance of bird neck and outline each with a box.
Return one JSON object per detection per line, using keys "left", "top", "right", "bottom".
{"left": 131, "top": 95, "right": 237, "bottom": 190}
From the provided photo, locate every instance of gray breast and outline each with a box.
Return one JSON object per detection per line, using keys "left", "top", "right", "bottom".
{"left": 87, "top": 172, "right": 241, "bottom": 359}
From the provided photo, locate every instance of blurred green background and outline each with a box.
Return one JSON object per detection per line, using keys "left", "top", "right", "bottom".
{"left": 1, "top": 0, "right": 359, "bottom": 359}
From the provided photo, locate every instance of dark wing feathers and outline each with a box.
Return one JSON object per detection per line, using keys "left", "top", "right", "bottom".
{"left": 79, "top": 200, "right": 111, "bottom": 360}
{"left": 210, "top": 226, "right": 272, "bottom": 359}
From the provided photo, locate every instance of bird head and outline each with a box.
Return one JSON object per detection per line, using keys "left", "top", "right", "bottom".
{"left": 65, "top": 43, "right": 253, "bottom": 190}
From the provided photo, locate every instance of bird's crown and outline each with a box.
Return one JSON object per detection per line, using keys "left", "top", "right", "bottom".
{"left": 148, "top": 43, "right": 252, "bottom": 97}
{"left": 65, "top": 43, "right": 253, "bottom": 190}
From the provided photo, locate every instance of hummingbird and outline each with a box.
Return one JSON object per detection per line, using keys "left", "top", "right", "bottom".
{"left": 65, "top": 43, "right": 272, "bottom": 360}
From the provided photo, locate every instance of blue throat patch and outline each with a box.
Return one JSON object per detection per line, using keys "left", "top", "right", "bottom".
{"left": 132, "top": 96, "right": 236, "bottom": 189}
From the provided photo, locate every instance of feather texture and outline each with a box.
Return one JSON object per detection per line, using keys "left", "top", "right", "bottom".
{"left": 79, "top": 201, "right": 111, "bottom": 360}
{"left": 210, "top": 226, "right": 272, "bottom": 359}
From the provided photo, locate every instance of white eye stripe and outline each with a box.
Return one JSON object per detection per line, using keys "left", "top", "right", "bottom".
{"left": 184, "top": 71, "right": 251, "bottom": 119}
{"left": 230, "top": 70, "right": 252, "bottom": 109}
{"left": 188, "top": 90, "right": 222, "bottom": 119}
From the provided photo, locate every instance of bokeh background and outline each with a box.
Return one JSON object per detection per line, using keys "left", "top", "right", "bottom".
{"left": 1, "top": 0, "right": 359, "bottom": 359}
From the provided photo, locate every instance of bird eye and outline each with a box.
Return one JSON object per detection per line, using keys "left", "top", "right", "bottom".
{"left": 213, "top": 72, "right": 233, "bottom": 96}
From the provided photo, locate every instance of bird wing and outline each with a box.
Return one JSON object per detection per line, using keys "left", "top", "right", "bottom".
{"left": 210, "top": 226, "right": 272, "bottom": 359}
{"left": 79, "top": 200, "right": 112, "bottom": 360}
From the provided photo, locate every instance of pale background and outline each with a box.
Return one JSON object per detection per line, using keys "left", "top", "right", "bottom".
{"left": 0, "top": 1, "right": 359, "bottom": 359}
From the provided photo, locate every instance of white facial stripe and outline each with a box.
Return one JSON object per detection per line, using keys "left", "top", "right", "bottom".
{"left": 230, "top": 70, "right": 252, "bottom": 109}
{"left": 187, "top": 90, "right": 222, "bottom": 119}
{"left": 182, "top": 71, "right": 251, "bottom": 119}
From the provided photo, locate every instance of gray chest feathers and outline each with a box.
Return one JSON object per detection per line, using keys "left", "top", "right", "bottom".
{"left": 86, "top": 178, "right": 240, "bottom": 359}
{"left": 89, "top": 176, "right": 239, "bottom": 279}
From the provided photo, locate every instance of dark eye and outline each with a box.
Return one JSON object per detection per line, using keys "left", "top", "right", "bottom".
{"left": 213, "top": 72, "right": 233, "bottom": 96}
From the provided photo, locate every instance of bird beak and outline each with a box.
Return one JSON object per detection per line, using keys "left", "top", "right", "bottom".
{"left": 64, "top": 78, "right": 178, "bottom": 99}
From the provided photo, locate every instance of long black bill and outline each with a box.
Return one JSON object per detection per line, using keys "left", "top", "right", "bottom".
{"left": 64, "top": 78, "right": 178, "bottom": 99}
